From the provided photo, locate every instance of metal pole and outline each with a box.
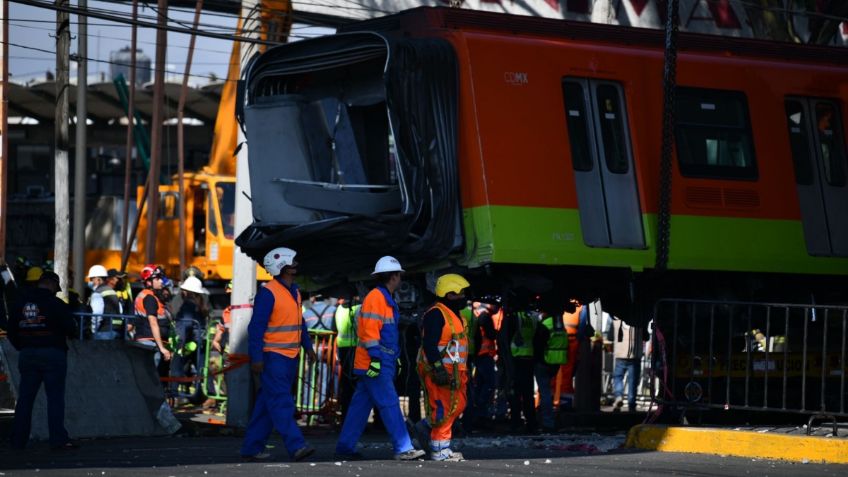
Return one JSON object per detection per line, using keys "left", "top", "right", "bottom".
{"left": 120, "top": 0, "right": 138, "bottom": 272}
{"left": 227, "top": 0, "right": 260, "bottom": 428}
{"left": 177, "top": 0, "right": 204, "bottom": 274}
{"left": 655, "top": 0, "right": 679, "bottom": 272}
{"left": 0, "top": 0, "right": 8, "bottom": 259}
{"left": 54, "top": 0, "right": 71, "bottom": 297}
{"left": 146, "top": 0, "right": 168, "bottom": 265}
{"left": 72, "top": 0, "right": 87, "bottom": 295}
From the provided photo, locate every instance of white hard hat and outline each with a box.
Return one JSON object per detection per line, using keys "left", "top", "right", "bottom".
{"left": 263, "top": 247, "right": 297, "bottom": 277}
{"left": 372, "top": 256, "right": 404, "bottom": 275}
{"left": 87, "top": 265, "right": 108, "bottom": 279}
{"left": 180, "top": 276, "right": 209, "bottom": 295}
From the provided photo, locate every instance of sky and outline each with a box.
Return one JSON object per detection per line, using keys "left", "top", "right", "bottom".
{"left": 7, "top": 0, "right": 333, "bottom": 85}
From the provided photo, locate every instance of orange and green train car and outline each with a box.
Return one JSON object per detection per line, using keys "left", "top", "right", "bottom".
{"left": 236, "top": 7, "right": 848, "bottom": 315}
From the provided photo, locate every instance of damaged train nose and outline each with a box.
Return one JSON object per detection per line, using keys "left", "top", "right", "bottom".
{"left": 235, "top": 32, "right": 462, "bottom": 280}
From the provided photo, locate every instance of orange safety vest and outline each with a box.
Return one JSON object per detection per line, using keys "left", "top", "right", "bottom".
{"left": 134, "top": 288, "right": 165, "bottom": 318}
{"left": 262, "top": 280, "right": 303, "bottom": 358}
{"left": 563, "top": 305, "right": 581, "bottom": 335}
{"left": 353, "top": 287, "right": 397, "bottom": 372}
{"left": 419, "top": 302, "right": 468, "bottom": 373}
{"left": 476, "top": 305, "right": 499, "bottom": 357}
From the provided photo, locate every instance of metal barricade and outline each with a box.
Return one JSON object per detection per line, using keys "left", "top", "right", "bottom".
{"left": 297, "top": 329, "right": 340, "bottom": 426}
{"left": 73, "top": 311, "right": 137, "bottom": 340}
{"left": 653, "top": 299, "right": 848, "bottom": 426}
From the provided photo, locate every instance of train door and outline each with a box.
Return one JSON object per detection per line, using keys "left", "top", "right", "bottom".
{"left": 784, "top": 98, "right": 848, "bottom": 257}
{"left": 562, "top": 78, "right": 646, "bottom": 249}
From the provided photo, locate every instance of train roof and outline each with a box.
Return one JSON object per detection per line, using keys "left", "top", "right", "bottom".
{"left": 341, "top": 6, "right": 848, "bottom": 67}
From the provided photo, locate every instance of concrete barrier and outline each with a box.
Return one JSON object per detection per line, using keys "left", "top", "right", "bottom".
{"left": 0, "top": 338, "right": 180, "bottom": 440}
{"left": 626, "top": 424, "right": 848, "bottom": 464}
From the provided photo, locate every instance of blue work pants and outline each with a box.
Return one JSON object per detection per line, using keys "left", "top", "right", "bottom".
{"left": 335, "top": 369, "right": 413, "bottom": 455}
{"left": 473, "top": 355, "right": 496, "bottom": 419}
{"left": 613, "top": 358, "right": 640, "bottom": 411}
{"left": 241, "top": 352, "right": 307, "bottom": 457}
{"left": 534, "top": 362, "right": 559, "bottom": 430}
{"left": 11, "top": 347, "right": 70, "bottom": 448}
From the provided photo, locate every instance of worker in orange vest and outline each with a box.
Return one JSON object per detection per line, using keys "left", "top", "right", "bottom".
{"left": 334, "top": 256, "right": 425, "bottom": 461}
{"left": 471, "top": 298, "right": 499, "bottom": 425}
{"left": 414, "top": 273, "right": 471, "bottom": 461}
{"left": 241, "top": 247, "right": 317, "bottom": 462}
{"left": 133, "top": 264, "right": 172, "bottom": 364}
{"left": 553, "top": 299, "right": 582, "bottom": 405}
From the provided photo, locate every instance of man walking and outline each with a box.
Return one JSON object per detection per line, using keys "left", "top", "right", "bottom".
{"left": 241, "top": 247, "right": 316, "bottom": 462}
{"left": 335, "top": 256, "right": 424, "bottom": 461}
{"left": 8, "top": 271, "right": 78, "bottom": 450}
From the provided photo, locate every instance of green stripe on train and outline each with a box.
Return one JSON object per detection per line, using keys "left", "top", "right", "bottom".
{"left": 461, "top": 205, "right": 848, "bottom": 275}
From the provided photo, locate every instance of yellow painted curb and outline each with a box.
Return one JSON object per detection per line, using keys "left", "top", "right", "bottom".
{"left": 626, "top": 424, "right": 848, "bottom": 464}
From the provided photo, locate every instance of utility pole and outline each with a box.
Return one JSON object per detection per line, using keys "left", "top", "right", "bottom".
{"left": 227, "top": 0, "right": 260, "bottom": 428}
{"left": 0, "top": 0, "right": 9, "bottom": 260}
{"left": 120, "top": 0, "right": 138, "bottom": 271}
{"left": 177, "top": 0, "right": 204, "bottom": 273}
{"left": 146, "top": 0, "right": 167, "bottom": 264}
{"left": 73, "top": 0, "right": 88, "bottom": 294}
{"left": 55, "top": 0, "right": 71, "bottom": 297}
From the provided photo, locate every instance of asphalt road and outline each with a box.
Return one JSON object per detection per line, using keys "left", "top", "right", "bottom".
{"left": 0, "top": 432, "right": 845, "bottom": 476}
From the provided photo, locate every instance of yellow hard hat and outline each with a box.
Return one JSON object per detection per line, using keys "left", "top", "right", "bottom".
{"left": 26, "top": 266, "right": 44, "bottom": 282}
{"left": 435, "top": 273, "right": 470, "bottom": 298}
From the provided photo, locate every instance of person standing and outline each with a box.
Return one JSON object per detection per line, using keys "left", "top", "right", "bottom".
{"left": 132, "top": 265, "right": 172, "bottom": 365}
{"left": 606, "top": 314, "right": 644, "bottom": 412}
{"left": 88, "top": 265, "right": 122, "bottom": 340}
{"left": 414, "top": 273, "right": 471, "bottom": 462}
{"left": 508, "top": 307, "right": 538, "bottom": 434}
{"left": 472, "top": 300, "right": 498, "bottom": 426}
{"left": 532, "top": 296, "right": 569, "bottom": 432}
{"left": 170, "top": 276, "right": 208, "bottom": 401}
{"left": 334, "top": 256, "right": 424, "bottom": 461}
{"left": 240, "top": 247, "right": 316, "bottom": 462}
{"left": 334, "top": 296, "right": 359, "bottom": 422}
{"left": 8, "top": 271, "right": 78, "bottom": 450}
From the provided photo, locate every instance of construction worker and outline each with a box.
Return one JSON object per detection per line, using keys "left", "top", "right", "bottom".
{"left": 88, "top": 265, "right": 121, "bottom": 340}
{"left": 532, "top": 295, "right": 569, "bottom": 432}
{"left": 133, "top": 265, "right": 172, "bottom": 364}
{"left": 335, "top": 256, "right": 424, "bottom": 461}
{"left": 508, "top": 307, "right": 538, "bottom": 433}
{"left": 472, "top": 299, "right": 499, "bottom": 426}
{"left": 414, "top": 273, "right": 470, "bottom": 461}
{"left": 334, "top": 296, "right": 359, "bottom": 422}
{"left": 459, "top": 303, "right": 477, "bottom": 434}
{"left": 170, "top": 276, "right": 208, "bottom": 401}
{"left": 241, "top": 247, "right": 316, "bottom": 462}
{"left": 24, "top": 266, "right": 43, "bottom": 288}
{"left": 110, "top": 269, "right": 133, "bottom": 315}
{"left": 8, "top": 271, "right": 78, "bottom": 450}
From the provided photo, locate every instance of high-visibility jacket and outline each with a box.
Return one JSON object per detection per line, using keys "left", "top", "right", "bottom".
{"left": 541, "top": 315, "right": 569, "bottom": 365}
{"left": 419, "top": 302, "right": 468, "bottom": 372}
{"left": 335, "top": 304, "right": 359, "bottom": 348}
{"left": 476, "top": 305, "right": 497, "bottom": 357}
{"left": 564, "top": 305, "right": 581, "bottom": 336}
{"left": 134, "top": 288, "right": 165, "bottom": 342}
{"left": 262, "top": 279, "right": 303, "bottom": 358}
{"left": 510, "top": 311, "right": 536, "bottom": 358}
{"left": 460, "top": 306, "right": 476, "bottom": 357}
{"left": 353, "top": 286, "right": 399, "bottom": 373}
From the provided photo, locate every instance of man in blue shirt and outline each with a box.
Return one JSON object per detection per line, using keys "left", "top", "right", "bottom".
{"left": 241, "top": 247, "right": 317, "bottom": 462}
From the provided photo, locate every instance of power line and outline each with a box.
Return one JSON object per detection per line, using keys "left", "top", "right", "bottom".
{"left": 3, "top": 38, "right": 236, "bottom": 82}
{"left": 10, "top": 0, "right": 283, "bottom": 46}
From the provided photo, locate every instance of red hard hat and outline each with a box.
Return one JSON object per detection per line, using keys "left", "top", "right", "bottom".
{"left": 140, "top": 264, "right": 164, "bottom": 281}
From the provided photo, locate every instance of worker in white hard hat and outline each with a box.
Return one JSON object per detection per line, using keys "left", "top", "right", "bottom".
{"left": 170, "top": 276, "right": 209, "bottom": 399}
{"left": 241, "top": 247, "right": 317, "bottom": 462}
{"left": 335, "top": 256, "right": 425, "bottom": 461}
{"left": 87, "top": 265, "right": 120, "bottom": 339}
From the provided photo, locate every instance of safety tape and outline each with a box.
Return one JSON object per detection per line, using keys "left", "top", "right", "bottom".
{"left": 230, "top": 304, "right": 253, "bottom": 310}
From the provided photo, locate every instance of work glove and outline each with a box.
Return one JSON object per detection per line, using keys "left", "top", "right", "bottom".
{"left": 366, "top": 358, "right": 381, "bottom": 378}
{"left": 431, "top": 362, "right": 452, "bottom": 387}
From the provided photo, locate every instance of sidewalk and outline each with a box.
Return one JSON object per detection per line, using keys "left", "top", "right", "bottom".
{"left": 626, "top": 423, "right": 848, "bottom": 464}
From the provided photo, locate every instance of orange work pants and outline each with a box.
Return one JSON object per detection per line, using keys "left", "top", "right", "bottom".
{"left": 421, "top": 368, "right": 467, "bottom": 446}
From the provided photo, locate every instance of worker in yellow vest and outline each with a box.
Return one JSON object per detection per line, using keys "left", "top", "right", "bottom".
{"left": 334, "top": 296, "right": 360, "bottom": 421}
{"left": 508, "top": 308, "right": 538, "bottom": 433}
{"left": 532, "top": 295, "right": 569, "bottom": 432}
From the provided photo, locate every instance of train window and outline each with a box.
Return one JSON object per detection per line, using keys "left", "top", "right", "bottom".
{"left": 814, "top": 102, "right": 847, "bottom": 187}
{"left": 784, "top": 100, "right": 814, "bottom": 185}
{"left": 562, "top": 81, "right": 594, "bottom": 172}
{"left": 675, "top": 88, "right": 757, "bottom": 180}
{"left": 595, "top": 85, "right": 629, "bottom": 174}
